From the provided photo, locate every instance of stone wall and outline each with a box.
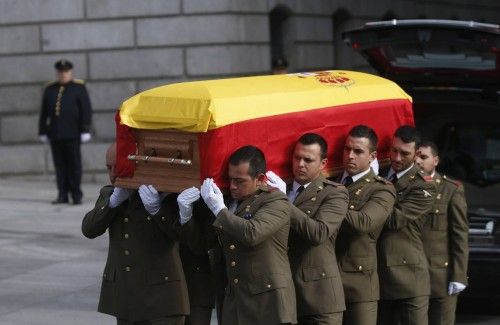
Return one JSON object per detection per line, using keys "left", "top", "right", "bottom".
{"left": 0, "top": 0, "right": 498, "bottom": 180}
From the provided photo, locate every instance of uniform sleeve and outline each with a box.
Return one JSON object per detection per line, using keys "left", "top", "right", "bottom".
{"left": 385, "top": 180, "right": 436, "bottom": 230}
{"left": 38, "top": 87, "right": 49, "bottom": 135}
{"left": 290, "top": 186, "right": 348, "bottom": 245}
{"left": 81, "top": 186, "right": 119, "bottom": 238}
{"left": 78, "top": 85, "right": 92, "bottom": 133}
{"left": 344, "top": 185, "right": 396, "bottom": 234}
{"left": 212, "top": 196, "right": 290, "bottom": 247}
{"left": 448, "top": 185, "right": 469, "bottom": 284}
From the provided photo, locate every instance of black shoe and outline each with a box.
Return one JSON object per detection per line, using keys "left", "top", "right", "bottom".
{"left": 52, "top": 198, "right": 68, "bottom": 204}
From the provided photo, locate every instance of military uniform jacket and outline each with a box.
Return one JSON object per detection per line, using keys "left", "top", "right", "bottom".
{"left": 336, "top": 169, "right": 396, "bottom": 303}
{"left": 422, "top": 173, "right": 469, "bottom": 298}
{"left": 82, "top": 187, "right": 189, "bottom": 322}
{"left": 378, "top": 165, "right": 436, "bottom": 300}
{"left": 288, "top": 175, "right": 348, "bottom": 316}
{"left": 39, "top": 80, "right": 92, "bottom": 140}
{"left": 211, "top": 187, "right": 297, "bottom": 325}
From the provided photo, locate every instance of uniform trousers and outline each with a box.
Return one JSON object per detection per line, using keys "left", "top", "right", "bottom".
{"left": 428, "top": 295, "right": 458, "bottom": 325}
{"left": 50, "top": 139, "right": 82, "bottom": 201}
{"left": 117, "top": 317, "right": 185, "bottom": 325}
{"left": 378, "top": 296, "right": 429, "bottom": 325}
{"left": 343, "top": 301, "right": 377, "bottom": 325}
{"left": 185, "top": 307, "right": 213, "bottom": 325}
{"left": 298, "top": 312, "right": 343, "bottom": 325}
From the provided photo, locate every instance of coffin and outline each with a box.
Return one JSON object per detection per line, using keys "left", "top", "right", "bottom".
{"left": 114, "top": 70, "right": 414, "bottom": 193}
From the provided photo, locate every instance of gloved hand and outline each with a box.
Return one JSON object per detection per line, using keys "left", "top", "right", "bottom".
{"left": 266, "top": 170, "right": 286, "bottom": 194}
{"left": 200, "top": 178, "right": 225, "bottom": 216}
{"left": 81, "top": 133, "right": 91, "bottom": 143}
{"left": 448, "top": 281, "right": 466, "bottom": 295}
{"left": 39, "top": 135, "right": 49, "bottom": 143}
{"left": 138, "top": 184, "right": 161, "bottom": 215}
{"left": 109, "top": 187, "right": 132, "bottom": 208}
{"left": 177, "top": 186, "right": 200, "bottom": 225}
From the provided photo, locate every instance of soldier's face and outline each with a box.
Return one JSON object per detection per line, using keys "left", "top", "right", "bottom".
{"left": 390, "top": 137, "right": 416, "bottom": 172}
{"left": 416, "top": 146, "right": 439, "bottom": 175}
{"left": 343, "top": 136, "right": 376, "bottom": 176}
{"left": 292, "top": 143, "right": 327, "bottom": 185}
{"left": 228, "top": 161, "right": 263, "bottom": 200}
{"left": 57, "top": 70, "right": 73, "bottom": 84}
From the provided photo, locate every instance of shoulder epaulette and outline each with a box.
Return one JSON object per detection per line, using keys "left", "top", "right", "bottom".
{"left": 73, "top": 78, "right": 85, "bottom": 85}
{"left": 323, "top": 179, "right": 342, "bottom": 187}
{"left": 44, "top": 80, "right": 58, "bottom": 87}
{"left": 442, "top": 175, "right": 461, "bottom": 187}
{"left": 374, "top": 175, "right": 392, "bottom": 185}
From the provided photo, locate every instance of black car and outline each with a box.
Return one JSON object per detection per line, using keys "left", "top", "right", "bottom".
{"left": 342, "top": 19, "right": 500, "bottom": 307}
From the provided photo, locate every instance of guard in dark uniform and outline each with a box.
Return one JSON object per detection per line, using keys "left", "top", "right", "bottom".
{"left": 416, "top": 141, "right": 469, "bottom": 325}
{"left": 38, "top": 59, "right": 92, "bottom": 204}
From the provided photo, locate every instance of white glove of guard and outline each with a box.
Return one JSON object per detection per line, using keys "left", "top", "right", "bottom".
{"left": 138, "top": 184, "right": 161, "bottom": 215}
{"left": 266, "top": 170, "right": 286, "bottom": 194}
{"left": 39, "top": 135, "right": 49, "bottom": 143}
{"left": 200, "top": 178, "right": 225, "bottom": 216}
{"left": 109, "top": 187, "right": 132, "bottom": 208}
{"left": 448, "top": 281, "right": 466, "bottom": 295}
{"left": 177, "top": 187, "right": 200, "bottom": 225}
{"left": 81, "top": 133, "right": 91, "bottom": 143}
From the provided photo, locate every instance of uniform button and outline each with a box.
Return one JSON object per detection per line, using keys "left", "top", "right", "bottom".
{"left": 350, "top": 205, "right": 355, "bottom": 210}
{"left": 101, "top": 205, "right": 105, "bottom": 210}
{"left": 306, "top": 210, "right": 311, "bottom": 214}
{"left": 233, "top": 278, "right": 239, "bottom": 284}
{"left": 124, "top": 218, "right": 128, "bottom": 223}
{"left": 219, "top": 225, "right": 223, "bottom": 229}
{"left": 358, "top": 265, "right": 363, "bottom": 271}
{"left": 147, "top": 216, "right": 151, "bottom": 221}
{"left": 161, "top": 217, "right": 166, "bottom": 221}
{"left": 124, "top": 234, "right": 129, "bottom": 239}
{"left": 402, "top": 259, "right": 407, "bottom": 264}
{"left": 266, "top": 284, "right": 271, "bottom": 288}
{"left": 444, "top": 262, "right": 449, "bottom": 267}
{"left": 435, "top": 209, "right": 439, "bottom": 213}
{"left": 231, "top": 261, "right": 236, "bottom": 267}
{"left": 164, "top": 276, "right": 169, "bottom": 281}
{"left": 125, "top": 266, "right": 131, "bottom": 272}
{"left": 229, "top": 244, "right": 236, "bottom": 250}
{"left": 321, "top": 272, "right": 326, "bottom": 277}
{"left": 311, "top": 197, "right": 316, "bottom": 201}
{"left": 195, "top": 266, "right": 200, "bottom": 271}
{"left": 124, "top": 250, "right": 129, "bottom": 255}
{"left": 103, "top": 273, "right": 107, "bottom": 278}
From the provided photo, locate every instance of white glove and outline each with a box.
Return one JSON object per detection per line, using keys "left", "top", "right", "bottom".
{"left": 200, "top": 178, "right": 225, "bottom": 216}
{"left": 109, "top": 187, "right": 132, "bottom": 208}
{"left": 177, "top": 187, "right": 200, "bottom": 225}
{"left": 448, "top": 281, "right": 466, "bottom": 295}
{"left": 266, "top": 170, "right": 286, "bottom": 194}
{"left": 81, "top": 133, "right": 91, "bottom": 143}
{"left": 39, "top": 135, "right": 49, "bottom": 143}
{"left": 138, "top": 185, "right": 161, "bottom": 215}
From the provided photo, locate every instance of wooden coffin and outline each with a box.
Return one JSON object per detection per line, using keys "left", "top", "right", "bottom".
{"left": 114, "top": 70, "right": 414, "bottom": 193}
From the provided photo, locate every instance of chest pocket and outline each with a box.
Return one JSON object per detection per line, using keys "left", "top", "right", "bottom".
{"left": 302, "top": 263, "right": 337, "bottom": 282}
{"left": 341, "top": 256, "right": 374, "bottom": 273}
{"left": 428, "top": 202, "right": 448, "bottom": 231}
{"left": 248, "top": 273, "right": 289, "bottom": 295}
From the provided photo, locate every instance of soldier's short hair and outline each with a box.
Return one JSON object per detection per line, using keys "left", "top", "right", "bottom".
{"left": 394, "top": 125, "right": 421, "bottom": 148}
{"left": 297, "top": 133, "right": 328, "bottom": 159}
{"left": 348, "top": 125, "right": 378, "bottom": 152}
{"left": 419, "top": 139, "right": 439, "bottom": 156}
{"left": 229, "top": 145, "right": 266, "bottom": 178}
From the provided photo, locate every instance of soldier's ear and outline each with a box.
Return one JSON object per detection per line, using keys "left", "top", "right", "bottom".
{"left": 256, "top": 173, "right": 266, "bottom": 184}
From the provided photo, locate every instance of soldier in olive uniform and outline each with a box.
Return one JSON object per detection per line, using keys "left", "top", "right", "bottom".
{"left": 336, "top": 125, "right": 396, "bottom": 325}
{"left": 267, "top": 133, "right": 349, "bottom": 325}
{"left": 377, "top": 126, "right": 436, "bottom": 325}
{"left": 39, "top": 59, "right": 92, "bottom": 205}
{"left": 416, "top": 141, "right": 469, "bottom": 325}
{"left": 82, "top": 143, "right": 189, "bottom": 325}
{"left": 178, "top": 145, "right": 297, "bottom": 325}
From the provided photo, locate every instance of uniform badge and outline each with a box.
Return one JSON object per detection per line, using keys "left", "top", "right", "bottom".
{"left": 422, "top": 190, "right": 432, "bottom": 197}
{"left": 243, "top": 213, "right": 253, "bottom": 220}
